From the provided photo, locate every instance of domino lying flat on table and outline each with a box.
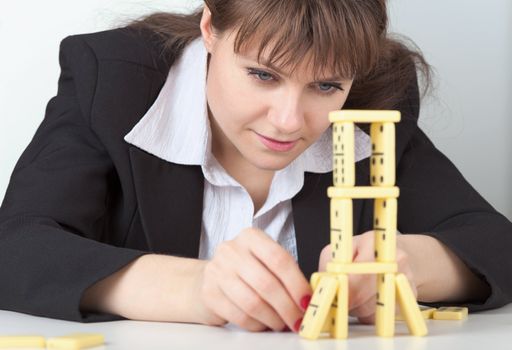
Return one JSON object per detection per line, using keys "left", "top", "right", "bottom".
{"left": 0, "top": 333, "right": 104, "bottom": 349}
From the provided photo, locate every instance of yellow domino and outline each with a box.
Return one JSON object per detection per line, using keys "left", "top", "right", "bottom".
{"left": 370, "top": 122, "right": 396, "bottom": 186}
{"left": 330, "top": 198, "right": 353, "bottom": 262}
{"left": 310, "top": 273, "right": 348, "bottom": 337}
{"left": 376, "top": 273, "right": 395, "bottom": 337}
{"left": 0, "top": 335, "right": 46, "bottom": 348}
{"left": 311, "top": 272, "right": 337, "bottom": 291}
{"left": 396, "top": 307, "right": 436, "bottom": 321}
{"left": 329, "top": 110, "right": 401, "bottom": 123}
{"left": 332, "top": 122, "right": 355, "bottom": 187}
{"left": 299, "top": 275, "right": 338, "bottom": 340}
{"left": 395, "top": 274, "right": 428, "bottom": 336}
{"left": 421, "top": 307, "right": 437, "bottom": 319}
{"left": 322, "top": 304, "right": 336, "bottom": 333}
{"left": 432, "top": 307, "right": 468, "bottom": 320}
{"left": 310, "top": 272, "right": 335, "bottom": 289}
{"left": 332, "top": 274, "right": 349, "bottom": 339}
{"left": 310, "top": 272, "right": 321, "bottom": 289}
{"left": 327, "top": 262, "right": 397, "bottom": 275}
{"left": 46, "top": 333, "right": 104, "bottom": 350}
{"left": 328, "top": 186, "right": 399, "bottom": 199}
{"left": 312, "top": 271, "right": 336, "bottom": 334}
{"left": 374, "top": 198, "right": 397, "bottom": 262}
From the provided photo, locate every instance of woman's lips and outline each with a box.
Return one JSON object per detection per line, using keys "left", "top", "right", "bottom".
{"left": 257, "top": 133, "right": 298, "bottom": 152}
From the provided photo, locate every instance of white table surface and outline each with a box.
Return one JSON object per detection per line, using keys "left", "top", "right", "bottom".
{"left": 1, "top": 304, "right": 511, "bottom": 350}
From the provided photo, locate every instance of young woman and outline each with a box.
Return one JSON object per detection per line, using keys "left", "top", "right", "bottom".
{"left": 0, "top": 0, "right": 511, "bottom": 333}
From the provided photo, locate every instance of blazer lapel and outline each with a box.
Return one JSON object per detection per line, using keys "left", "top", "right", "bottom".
{"left": 129, "top": 146, "right": 204, "bottom": 258}
{"left": 292, "top": 172, "right": 331, "bottom": 280}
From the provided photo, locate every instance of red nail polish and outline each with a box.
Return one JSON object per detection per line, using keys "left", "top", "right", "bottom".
{"left": 281, "top": 325, "right": 291, "bottom": 332}
{"left": 294, "top": 317, "right": 303, "bottom": 333}
{"left": 300, "top": 295, "right": 312, "bottom": 310}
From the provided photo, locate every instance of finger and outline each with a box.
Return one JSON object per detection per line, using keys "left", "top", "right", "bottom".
{"left": 210, "top": 280, "right": 268, "bottom": 332}
{"left": 240, "top": 229, "right": 312, "bottom": 311}
{"left": 236, "top": 249, "right": 303, "bottom": 331}
{"left": 214, "top": 241, "right": 287, "bottom": 331}
{"left": 352, "top": 231, "right": 376, "bottom": 262}
{"left": 318, "top": 244, "right": 331, "bottom": 272}
{"left": 349, "top": 294, "right": 376, "bottom": 321}
{"left": 349, "top": 239, "right": 377, "bottom": 310}
{"left": 348, "top": 273, "right": 376, "bottom": 310}
{"left": 358, "top": 313, "right": 376, "bottom": 325}
{"left": 222, "top": 269, "right": 286, "bottom": 331}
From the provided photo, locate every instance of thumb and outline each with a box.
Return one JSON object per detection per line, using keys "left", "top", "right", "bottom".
{"left": 352, "top": 231, "right": 375, "bottom": 262}
{"left": 318, "top": 244, "right": 332, "bottom": 271}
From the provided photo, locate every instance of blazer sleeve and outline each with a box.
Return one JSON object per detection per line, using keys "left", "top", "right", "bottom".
{"left": 0, "top": 36, "right": 148, "bottom": 322}
{"left": 395, "top": 79, "right": 512, "bottom": 311}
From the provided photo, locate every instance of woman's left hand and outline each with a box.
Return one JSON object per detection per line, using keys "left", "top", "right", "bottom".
{"left": 318, "top": 231, "right": 418, "bottom": 324}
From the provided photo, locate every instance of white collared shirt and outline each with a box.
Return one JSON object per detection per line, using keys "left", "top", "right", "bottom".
{"left": 125, "top": 38, "right": 371, "bottom": 261}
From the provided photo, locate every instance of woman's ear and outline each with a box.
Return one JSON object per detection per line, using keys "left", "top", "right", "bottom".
{"left": 200, "top": 6, "right": 216, "bottom": 53}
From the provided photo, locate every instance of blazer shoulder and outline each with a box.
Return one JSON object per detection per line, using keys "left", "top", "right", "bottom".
{"left": 60, "top": 26, "right": 174, "bottom": 74}
{"left": 54, "top": 27, "right": 175, "bottom": 136}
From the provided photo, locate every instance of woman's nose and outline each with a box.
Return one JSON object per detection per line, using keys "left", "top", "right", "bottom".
{"left": 268, "top": 94, "right": 304, "bottom": 135}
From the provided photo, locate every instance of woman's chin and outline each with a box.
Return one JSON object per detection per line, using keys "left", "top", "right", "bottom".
{"left": 248, "top": 153, "right": 297, "bottom": 172}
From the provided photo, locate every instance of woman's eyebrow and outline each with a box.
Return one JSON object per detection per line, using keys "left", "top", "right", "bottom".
{"left": 237, "top": 53, "right": 287, "bottom": 75}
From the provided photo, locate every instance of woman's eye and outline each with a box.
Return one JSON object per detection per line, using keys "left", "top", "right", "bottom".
{"left": 317, "top": 82, "right": 344, "bottom": 95}
{"left": 247, "top": 69, "right": 275, "bottom": 82}
{"left": 319, "top": 83, "right": 334, "bottom": 91}
{"left": 257, "top": 71, "right": 273, "bottom": 81}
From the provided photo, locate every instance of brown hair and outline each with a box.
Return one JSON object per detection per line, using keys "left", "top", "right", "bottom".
{"left": 127, "top": 0, "right": 431, "bottom": 113}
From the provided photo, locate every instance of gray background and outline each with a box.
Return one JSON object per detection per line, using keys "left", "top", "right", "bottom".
{"left": 1, "top": 0, "right": 510, "bottom": 220}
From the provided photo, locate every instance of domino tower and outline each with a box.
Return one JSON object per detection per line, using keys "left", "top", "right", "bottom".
{"left": 299, "top": 110, "right": 428, "bottom": 339}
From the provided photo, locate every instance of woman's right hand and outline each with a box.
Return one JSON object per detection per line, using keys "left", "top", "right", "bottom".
{"left": 192, "top": 227, "right": 312, "bottom": 332}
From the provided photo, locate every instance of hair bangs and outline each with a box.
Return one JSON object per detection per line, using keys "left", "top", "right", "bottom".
{"left": 231, "top": 0, "right": 382, "bottom": 80}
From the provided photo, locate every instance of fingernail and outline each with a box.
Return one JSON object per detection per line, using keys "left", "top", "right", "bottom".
{"left": 300, "top": 295, "right": 312, "bottom": 311}
{"left": 281, "top": 325, "right": 291, "bottom": 332}
{"left": 293, "top": 317, "right": 303, "bottom": 333}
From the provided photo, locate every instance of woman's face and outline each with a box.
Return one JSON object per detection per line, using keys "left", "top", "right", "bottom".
{"left": 201, "top": 11, "right": 353, "bottom": 173}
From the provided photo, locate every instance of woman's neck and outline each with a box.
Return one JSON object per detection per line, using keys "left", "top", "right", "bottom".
{"left": 214, "top": 146, "right": 274, "bottom": 214}
{"left": 211, "top": 139, "right": 273, "bottom": 214}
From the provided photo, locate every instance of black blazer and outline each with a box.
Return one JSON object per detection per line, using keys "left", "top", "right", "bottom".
{"left": 1, "top": 27, "right": 511, "bottom": 323}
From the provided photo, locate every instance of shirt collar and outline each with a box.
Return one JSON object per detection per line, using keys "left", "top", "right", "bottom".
{"left": 124, "top": 38, "right": 210, "bottom": 165}
{"left": 124, "top": 38, "right": 371, "bottom": 173}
